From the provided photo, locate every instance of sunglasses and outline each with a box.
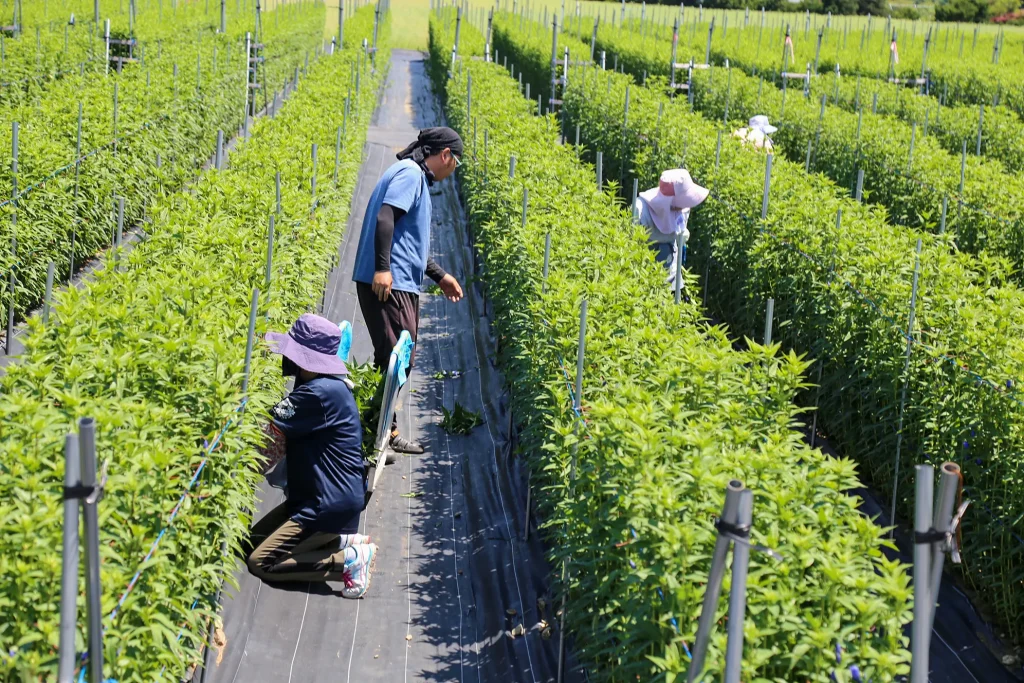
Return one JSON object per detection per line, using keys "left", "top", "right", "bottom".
{"left": 452, "top": 153, "right": 462, "bottom": 167}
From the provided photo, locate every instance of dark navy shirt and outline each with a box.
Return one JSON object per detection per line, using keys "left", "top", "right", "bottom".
{"left": 270, "top": 375, "right": 365, "bottom": 533}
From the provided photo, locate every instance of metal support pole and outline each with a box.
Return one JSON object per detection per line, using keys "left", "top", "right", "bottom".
{"left": 760, "top": 154, "right": 773, "bottom": 220}
{"left": 911, "top": 464, "right": 934, "bottom": 683}
{"left": 596, "top": 151, "right": 603, "bottom": 191}
{"left": 939, "top": 197, "right": 948, "bottom": 234}
{"left": 763, "top": 298, "right": 774, "bottom": 345}
{"left": 674, "top": 231, "right": 683, "bottom": 304}
{"left": 334, "top": 127, "right": 342, "bottom": 186}
{"left": 58, "top": 432, "right": 81, "bottom": 683}
{"left": 976, "top": 103, "right": 984, "bottom": 156}
{"left": 509, "top": 155, "right": 516, "bottom": 179}
{"left": 686, "top": 480, "right": 745, "bottom": 683}
{"left": 265, "top": 215, "right": 275, "bottom": 289}
{"left": 276, "top": 171, "right": 282, "bottom": 215}
{"left": 311, "top": 143, "right": 319, "bottom": 201}
{"left": 115, "top": 196, "right": 124, "bottom": 252}
{"left": 891, "top": 238, "right": 923, "bottom": 536}
{"left": 855, "top": 169, "right": 865, "bottom": 202}
{"left": 5, "top": 268, "right": 13, "bottom": 353}
{"left": 80, "top": 416, "right": 103, "bottom": 683}
{"left": 723, "top": 488, "right": 753, "bottom": 683}
{"left": 241, "top": 288, "right": 259, "bottom": 395}
{"left": 338, "top": 3, "right": 345, "bottom": 48}
{"left": 220, "top": 0, "right": 226, "bottom": 32}
{"left": 928, "top": 462, "right": 960, "bottom": 630}
{"left": 215, "top": 129, "right": 224, "bottom": 169}
{"left": 542, "top": 231, "right": 551, "bottom": 294}
{"left": 43, "top": 261, "right": 55, "bottom": 324}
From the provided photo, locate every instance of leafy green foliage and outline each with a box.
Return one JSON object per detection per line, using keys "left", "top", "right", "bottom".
{"left": 576, "top": 17, "right": 1024, "bottom": 282}
{"left": 495, "top": 11, "right": 1024, "bottom": 645}
{"left": 0, "top": 8, "right": 388, "bottom": 680}
{"left": 583, "top": 12, "right": 1024, "bottom": 118}
{"left": 439, "top": 402, "right": 483, "bottom": 434}
{"left": 437, "top": 14, "right": 912, "bottom": 683}
{"left": 0, "top": 2, "right": 326, "bottom": 323}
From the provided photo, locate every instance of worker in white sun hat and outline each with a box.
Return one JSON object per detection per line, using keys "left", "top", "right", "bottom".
{"left": 733, "top": 114, "right": 777, "bottom": 152}
{"left": 634, "top": 168, "right": 710, "bottom": 286}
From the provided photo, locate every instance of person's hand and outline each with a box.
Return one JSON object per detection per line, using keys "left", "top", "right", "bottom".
{"left": 438, "top": 273, "right": 463, "bottom": 302}
{"left": 372, "top": 270, "right": 393, "bottom": 302}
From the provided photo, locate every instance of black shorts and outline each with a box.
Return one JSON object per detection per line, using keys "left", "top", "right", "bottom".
{"left": 356, "top": 282, "right": 419, "bottom": 370}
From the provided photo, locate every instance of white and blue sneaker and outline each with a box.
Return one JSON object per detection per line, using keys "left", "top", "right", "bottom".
{"left": 342, "top": 543, "right": 377, "bottom": 599}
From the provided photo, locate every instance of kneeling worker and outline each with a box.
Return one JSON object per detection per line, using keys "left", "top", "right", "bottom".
{"left": 635, "top": 169, "right": 709, "bottom": 286}
{"left": 247, "top": 313, "right": 376, "bottom": 598}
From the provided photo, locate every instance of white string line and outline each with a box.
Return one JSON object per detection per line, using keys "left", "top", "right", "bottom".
{"left": 433, "top": 243, "right": 467, "bottom": 683}
{"left": 434, "top": 192, "right": 537, "bottom": 682}
{"left": 228, "top": 581, "right": 263, "bottom": 683}
{"left": 286, "top": 584, "right": 311, "bottom": 683}
{"left": 346, "top": 486, "right": 371, "bottom": 683}
{"left": 933, "top": 629, "right": 981, "bottom": 683}
{"left": 404, "top": 371, "right": 416, "bottom": 683}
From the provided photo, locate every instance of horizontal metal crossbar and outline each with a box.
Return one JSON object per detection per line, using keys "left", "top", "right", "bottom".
{"left": 107, "top": 38, "right": 136, "bottom": 46}
{"left": 673, "top": 62, "right": 710, "bottom": 70}
{"left": 548, "top": 98, "right": 563, "bottom": 105}
{"left": 781, "top": 71, "right": 810, "bottom": 79}
{"left": 889, "top": 77, "right": 928, "bottom": 85}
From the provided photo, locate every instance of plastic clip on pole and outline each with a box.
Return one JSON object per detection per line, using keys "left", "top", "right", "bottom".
{"left": 687, "top": 480, "right": 745, "bottom": 683}
{"left": 57, "top": 433, "right": 81, "bottom": 683}
{"left": 80, "top": 417, "right": 104, "bottom": 683}
{"left": 911, "top": 464, "right": 934, "bottom": 683}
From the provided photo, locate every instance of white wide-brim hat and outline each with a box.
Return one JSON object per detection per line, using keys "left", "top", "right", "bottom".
{"left": 638, "top": 169, "right": 709, "bottom": 234}
{"left": 748, "top": 114, "right": 778, "bottom": 135}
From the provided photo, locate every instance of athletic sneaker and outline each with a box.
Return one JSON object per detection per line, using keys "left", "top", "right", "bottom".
{"left": 342, "top": 543, "right": 377, "bottom": 599}
{"left": 322, "top": 534, "right": 371, "bottom": 551}
{"left": 390, "top": 433, "right": 425, "bottom": 455}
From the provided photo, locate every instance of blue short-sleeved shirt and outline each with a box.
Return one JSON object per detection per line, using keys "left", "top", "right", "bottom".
{"left": 270, "top": 376, "right": 365, "bottom": 533}
{"left": 353, "top": 159, "right": 432, "bottom": 293}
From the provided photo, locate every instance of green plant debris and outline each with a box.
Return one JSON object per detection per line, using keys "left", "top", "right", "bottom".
{"left": 439, "top": 402, "right": 483, "bottom": 434}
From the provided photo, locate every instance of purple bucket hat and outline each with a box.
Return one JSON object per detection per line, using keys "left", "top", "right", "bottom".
{"left": 266, "top": 313, "right": 349, "bottom": 375}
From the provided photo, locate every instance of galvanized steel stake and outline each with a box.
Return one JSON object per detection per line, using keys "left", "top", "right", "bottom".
{"left": 80, "top": 416, "right": 103, "bottom": 683}
{"left": 58, "top": 433, "right": 81, "bottom": 683}
{"left": 242, "top": 287, "right": 259, "bottom": 395}
{"left": 891, "top": 238, "right": 923, "bottom": 538}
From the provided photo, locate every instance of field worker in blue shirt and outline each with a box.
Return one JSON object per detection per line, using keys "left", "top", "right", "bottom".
{"left": 352, "top": 126, "right": 465, "bottom": 456}
{"left": 247, "top": 314, "right": 376, "bottom": 598}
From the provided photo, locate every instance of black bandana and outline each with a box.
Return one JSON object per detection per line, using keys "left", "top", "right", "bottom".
{"left": 396, "top": 126, "right": 464, "bottom": 164}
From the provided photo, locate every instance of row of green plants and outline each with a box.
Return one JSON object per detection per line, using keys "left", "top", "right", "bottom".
{"left": 494, "top": 13, "right": 1024, "bottom": 644}
{"left": 434, "top": 14, "right": 914, "bottom": 683}
{"left": 0, "top": 2, "right": 324, "bottom": 323}
{"left": 602, "top": 12, "right": 1024, "bottom": 117}
{"left": 0, "top": 0, "right": 249, "bottom": 108}
{"left": 0, "top": 6, "right": 386, "bottom": 680}
{"left": 597, "top": 15, "right": 1024, "bottom": 175}
{"left": 804, "top": 72, "right": 1024, "bottom": 174}
{"left": 572, "top": 17, "right": 1024, "bottom": 282}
